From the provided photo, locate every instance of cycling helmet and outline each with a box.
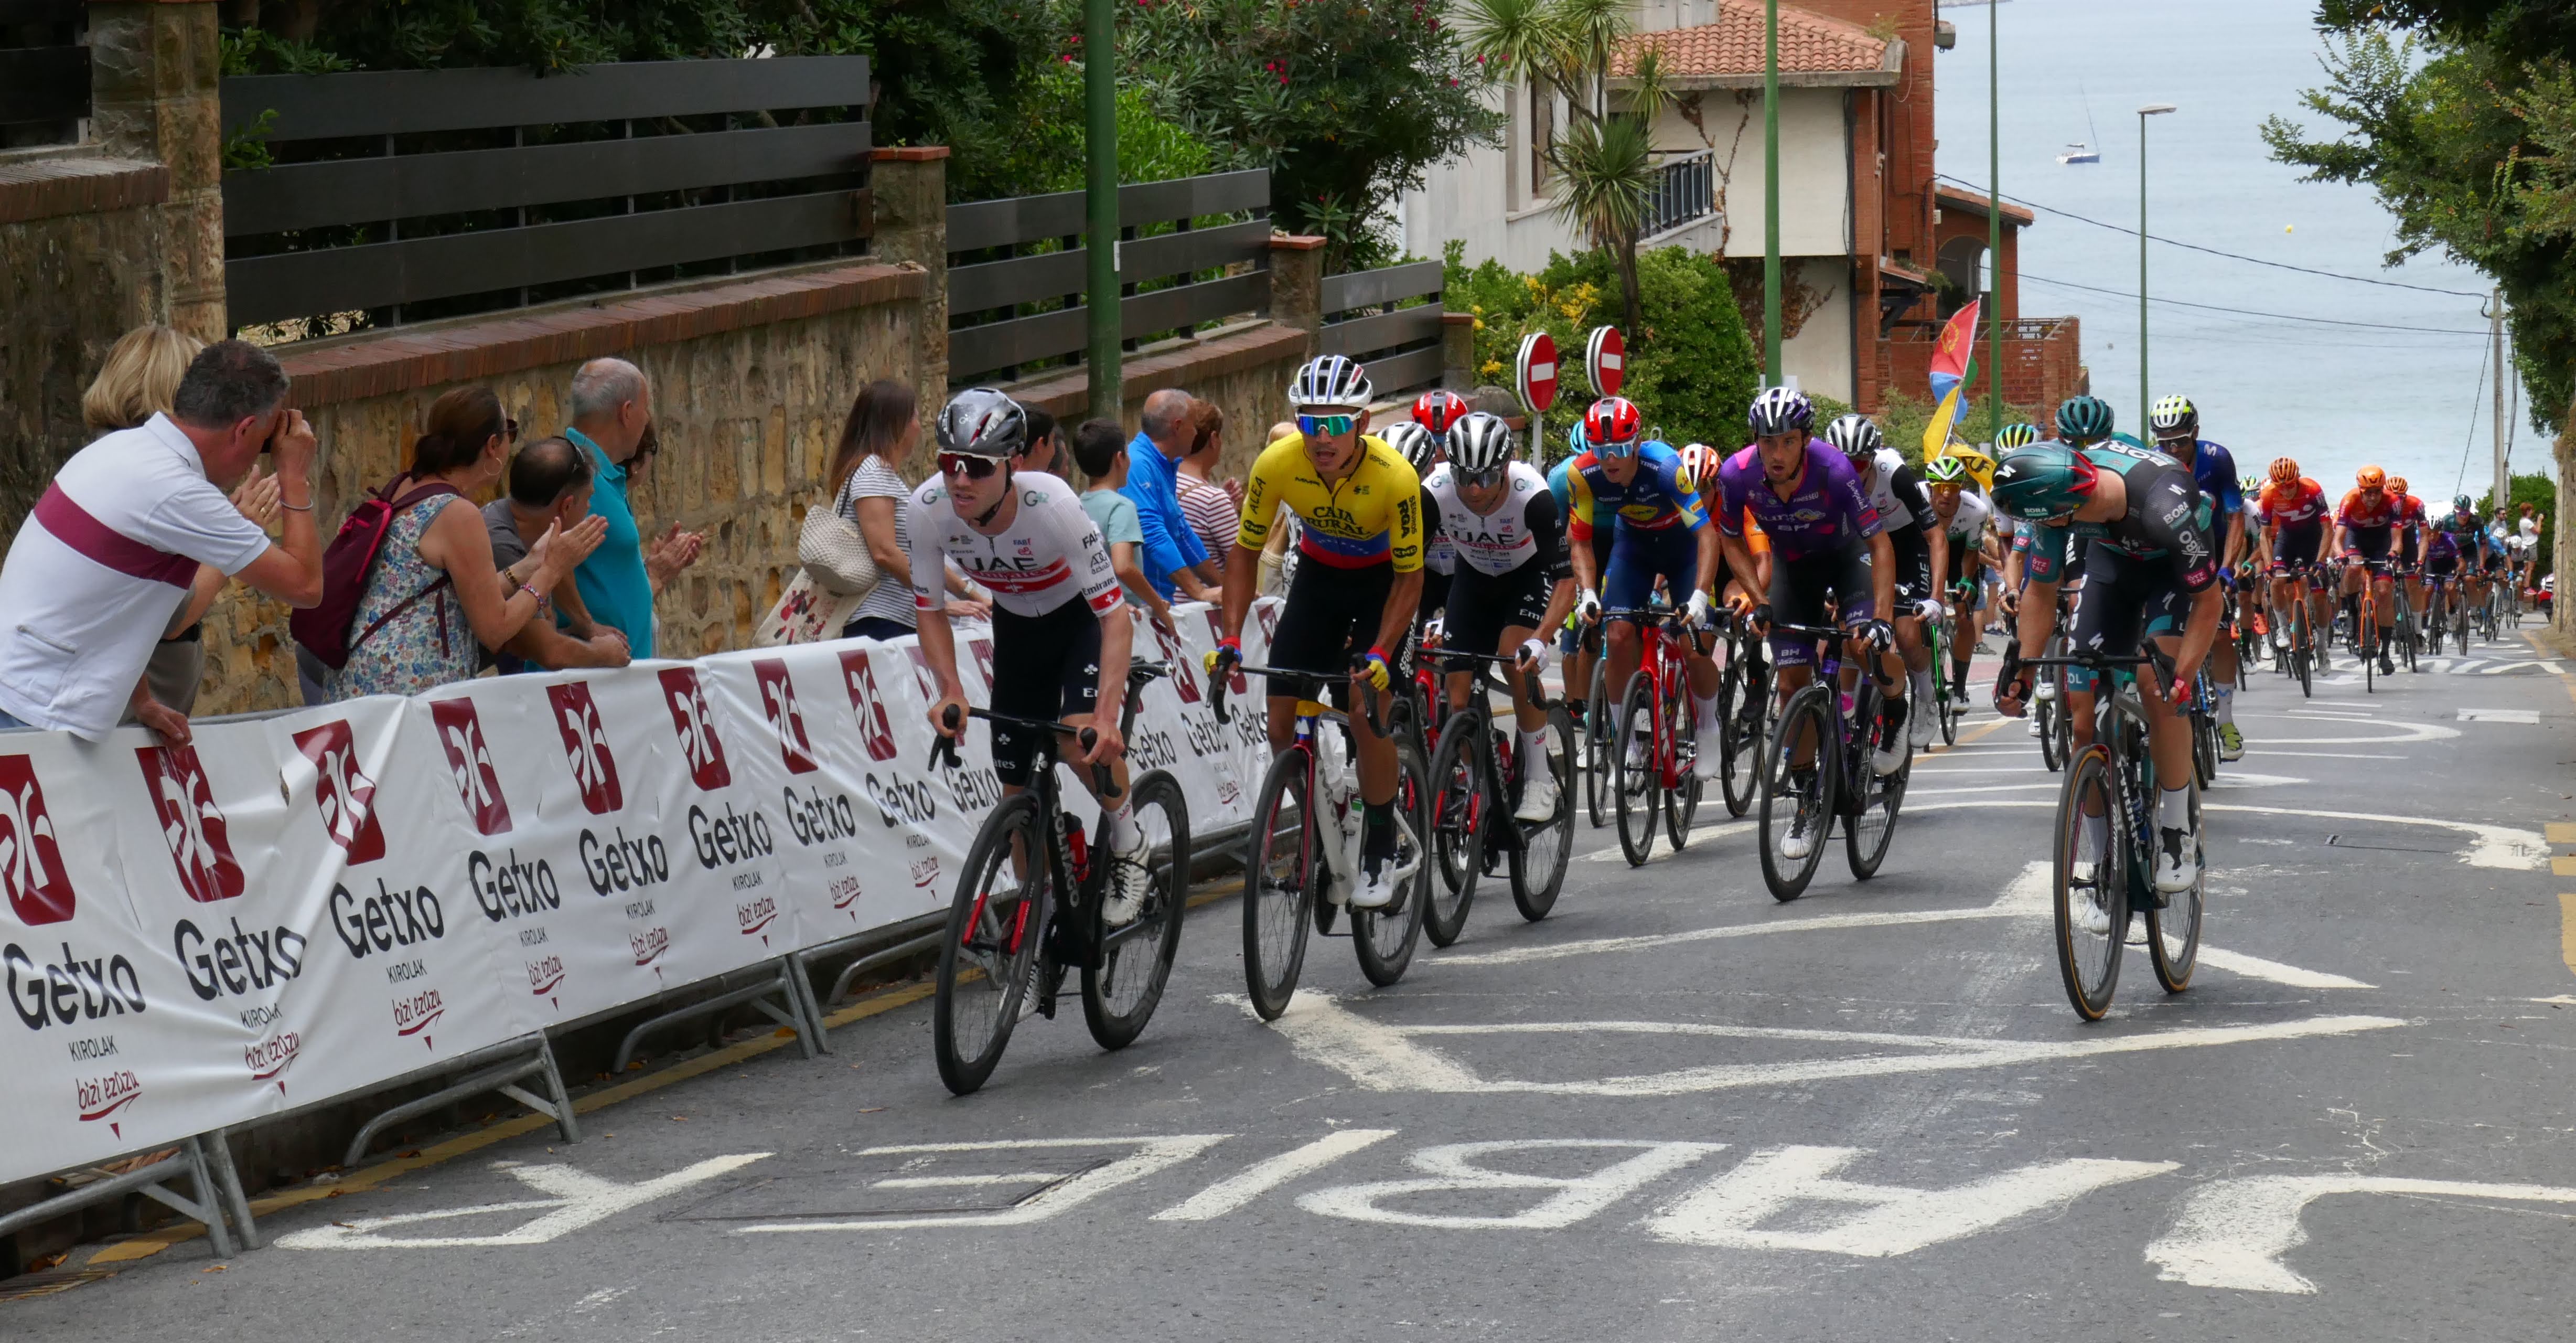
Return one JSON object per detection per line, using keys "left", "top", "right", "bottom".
{"left": 1994, "top": 422, "right": 2042, "bottom": 451}
{"left": 2053, "top": 395, "right": 2116, "bottom": 444}
{"left": 1381, "top": 421, "right": 1440, "bottom": 476}
{"left": 1287, "top": 354, "right": 1372, "bottom": 410}
{"left": 2455, "top": 493, "right": 2474, "bottom": 512}
{"left": 1411, "top": 389, "right": 1471, "bottom": 437}
{"left": 1992, "top": 442, "right": 2102, "bottom": 521}
{"left": 1747, "top": 385, "right": 1815, "bottom": 438}
{"left": 936, "top": 387, "right": 1028, "bottom": 459}
{"left": 2389, "top": 474, "right": 2409, "bottom": 496}
{"left": 1584, "top": 396, "right": 1643, "bottom": 447}
{"left": 2356, "top": 464, "right": 2386, "bottom": 489}
{"left": 1823, "top": 413, "right": 1884, "bottom": 462}
{"left": 2268, "top": 456, "right": 2301, "bottom": 485}
{"left": 2149, "top": 395, "right": 2198, "bottom": 439}
{"left": 1676, "top": 442, "right": 1723, "bottom": 488}
{"left": 1921, "top": 455, "right": 1971, "bottom": 487}
{"left": 1565, "top": 422, "right": 1590, "bottom": 457}
{"left": 1446, "top": 412, "right": 1516, "bottom": 475}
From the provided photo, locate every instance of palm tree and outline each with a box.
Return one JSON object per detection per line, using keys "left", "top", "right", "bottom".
{"left": 1547, "top": 103, "right": 1656, "bottom": 335}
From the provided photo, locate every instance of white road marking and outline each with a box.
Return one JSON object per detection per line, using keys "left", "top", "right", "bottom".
{"left": 1299, "top": 1141, "right": 1723, "bottom": 1230}
{"left": 2201, "top": 803, "right": 2547, "bottom": 870}
{"left": 1245, "top": 994, "right": 2404, "bottom": 1097}
{"left": 1152, "top": 1129, "right": 1398, "bottom": 1221}
{"left": 2146, "top": 1175, "right": 2576, "bottom": 1294}
{"left": 276, "top": 1154, "right": 771, "bottom": 1249}
{"left": 735, "top": 1136, "right": 1230, "bottom": 1233}
{"left": 2457, "top": 707, "right": 2541, "bottom": 723}
{"left": 2194, "top": 947, "right": 2374, "bottom": 989}
{"left": 1646, "top": 1145, "right": 2175, "bottom": 1256}
{"left": 2242, "top": 750, "right": 2403, "bottom": 759}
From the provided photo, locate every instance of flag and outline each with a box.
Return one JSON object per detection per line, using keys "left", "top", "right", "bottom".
{"left": 1923, "top": 381, "right": 1968, "bottom": 460}
{"left": 1927, "top": 298, "right": 1980, "bottom": 409}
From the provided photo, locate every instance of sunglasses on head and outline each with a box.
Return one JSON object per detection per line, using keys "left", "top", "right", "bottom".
{"left": 938, "top": 453, "right": 1002, "bottom": 481}
{"left": 1296, "top": 412, "right": 1358, "bottom": 439}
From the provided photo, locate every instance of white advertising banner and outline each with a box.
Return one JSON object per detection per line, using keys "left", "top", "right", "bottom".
{"left": 0, "top": 599, "right": 1281, "bottom": 1182}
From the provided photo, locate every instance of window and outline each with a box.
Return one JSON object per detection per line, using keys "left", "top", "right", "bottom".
{"left": 1529, "top": 78, "right": 1553, "bottom": 198}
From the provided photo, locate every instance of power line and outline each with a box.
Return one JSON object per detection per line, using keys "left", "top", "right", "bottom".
{"left": 2019, "top": 272, "right": 2491, "bottom": 334}
{"left": 1936, "top": 172, "right": 2489, "bottom": 298}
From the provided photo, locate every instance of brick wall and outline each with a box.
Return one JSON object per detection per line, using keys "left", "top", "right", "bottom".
{"left": 1882, "top": 316, "right": 2084, "bottom": 429}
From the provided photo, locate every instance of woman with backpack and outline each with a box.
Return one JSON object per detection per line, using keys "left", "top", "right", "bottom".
{"left": 324, "top": 385, "right": 607, "bottom": 700}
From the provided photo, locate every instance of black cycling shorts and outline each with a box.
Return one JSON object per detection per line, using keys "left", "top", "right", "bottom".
{"left": 2398, "top": 527, "right": 2420, "bottom": 565}
{"left": 988, "top": 597, "right": 1102, "bottom": 788}
{"left": 2346, "top": 525, "right": 2393, "bottom": 562}
{"left": 1767, "top": 543, "right": 1875, "bottom": 670}
{"left": 2270, "top": 520, "right": 2324, "bottom": 570}
{"left": 1890, "top": 526, "right": 1933, "bottom": 606}
{"left": 1269, "top": 557, "right": 1394, "bottom": 700}
{"left": 2425, "top": 554, "right": 2460, "bottom": 578}
{"left": 2066, "top": 544, "right": 2190, "bottom": 692}
{"left": 2481, "top": 547, "right": 2507, "bottom": 572}
{"left": 1445, "top": 558, "right": 1555, "bottom": 657}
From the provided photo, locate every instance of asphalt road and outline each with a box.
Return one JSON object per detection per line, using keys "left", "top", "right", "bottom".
{"left": 14, "top": 626, "right": 2576, "bottom": 1342}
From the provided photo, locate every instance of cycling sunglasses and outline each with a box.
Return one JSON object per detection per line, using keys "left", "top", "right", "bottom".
{"left": 1453, "top": 462, "right": 1510, "bottom": 489}
{"left": 937, "top": 453, "right": 1002, "bottom": 481}
{"left": 1295, "top": 412, "right": 1358, "bottom": 439}
{"left": 1593, "top": 436, "right": 1639, "bottom": 460}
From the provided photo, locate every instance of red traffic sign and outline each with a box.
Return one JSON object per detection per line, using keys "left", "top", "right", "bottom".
{"left": 1585, "top": 325, "right": 1625, "bottom": 397}
{"left": 1515, "top": 332, "right": 1559, "bottom": 413}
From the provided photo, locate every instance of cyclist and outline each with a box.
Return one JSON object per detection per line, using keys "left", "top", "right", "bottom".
{"left": 1383, "top": 421, "right": 1452, "bottom": 653}
{"left": 1681, "top": 441, "right": 1768, "bottom": 609}
{"left": 2001, "top": 403, "right": 2120, "bottom": 742}
{"left": 2334, "top": 465, "right": 2400, "bottom": 676}
{"left": 909, "top": 389, "right": 1150, "bottom": 922}
{"left": 1826, "top": 413, "right": 1945, "bottom": 750}
{"left": 1422, "top": 412, "right": 1576, "bottom": 821}
{"left": 1412, "top": 388, "right": 1472, "bottom": 441}
{"left": 2388, "top": 475, "right": 2430, "bottom": 645}
{"left": 2423, "top": 504, "right": 2463, "bottom": 632}
{"left": 2149, "top": 396, "right": 2246, "bottom": 759}
{"left": 1990, "top": 428, "right": 2224, "bottom": 900}
{"left": 2459, "top": 494, "right": 2503, "bottom": 616}
{"left": 1564, "top": 395, "right": 1726, "bottom": 781}
{"left": 1712, "top": 386, "right": 1899, "bottom": 860}
{"left": 1548, "top": 423, "right": 1612, "bottom": 724}
{"left": 1922, "top": 454, "right": 1994, "bottom": 704}
{"left": 1212, "top": 355, "right": 1427, "bottom": 910}
{"left": 2257, "top": 457, "right": 2333, "bottom": 670}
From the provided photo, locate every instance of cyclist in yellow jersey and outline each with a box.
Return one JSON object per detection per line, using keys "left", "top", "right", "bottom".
{"left": 1212, "top": 356, "right": 1426, "bottom": 909}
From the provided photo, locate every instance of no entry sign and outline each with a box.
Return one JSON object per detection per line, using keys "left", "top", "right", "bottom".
{"left": 1585, "top": 326, "right": 1625, "bottom": 397}
{"left": 1516, "top": 332, "right": 1559, "bottom": 413}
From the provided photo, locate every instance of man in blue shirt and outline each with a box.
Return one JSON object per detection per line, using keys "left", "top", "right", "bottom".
{"left": 564, "top": 358, "right": 704, "bottom": 658}
{"left": 2150, "top": 395, "right": 2244, "bottom": 759}
{"left": 1120, "top": 389, "right": 1217, "bottom": 603}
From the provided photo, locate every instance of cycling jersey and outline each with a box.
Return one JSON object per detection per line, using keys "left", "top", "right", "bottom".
{"left": 2425, "top": 518, "right": 2461, "bottom": 562}
{"left": 1421, "top": 462, "right": 1567, "bottom": 581}
{"left": 1237, "top": 433, "right": 1425, "bottom": 572}
{"left": 1938, "top": 488, "right": 1993, "bottom": 550}
{"left": 1711, "top": 440, "right": 1881, "bottom": 560}
{"left": 2173, "top": 439, "right": 2241, "bottom": 519}
{"left": 1422, "top": 455, "right": 1458, "bottom": 577}
{"left": 1562, "top": 442, "right": 1708, "bottom": 542}
{"left": 1862, "top": 447, "right": 1933, "bottom": 536}
{"left": 2257, "top": 477, "right": 2330, "bottom": 529}
{"left": 2020, "top": 441, "right": 2218, "bottom": 593}
{"left": 907, "top": 471, "right": 1122, "bottom": 620}
{"left": 2336, "top": 487, "right": 2399, "bottom": 531}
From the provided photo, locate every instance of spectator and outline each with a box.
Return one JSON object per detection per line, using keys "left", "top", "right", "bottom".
{"left": 563, "top": 358, "right": 703, "bottom": 657}
{"left": 1017, "top": 406, "right": 1064, "bottom": 477}
{"left": 328, "top": 387, "right": 605, "bottom": 700}
{"left": 825, "top": 379, "right": 989, "bottom": 641}
{"left": 78, "top": 324, "right": 283, "bottom": 717}
{"left": 1072, "top": 419, "right": 1174, "bottom": 631}
{"left": 484, "top": 436, "right": 631, "bottom": 672}
{"left": 1120, "top": 388, "right": 1217, "bottom": 602}
{"left": 1175, "top": 398, "right": 1242, "bottom": 571}
{"left": 0, "top": 339, "right": 324, "bottom": 742}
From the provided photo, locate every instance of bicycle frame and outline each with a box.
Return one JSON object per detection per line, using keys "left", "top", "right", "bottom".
{"left": 1212, "top": 664, "right": 1386, "bottom": 901}
{"left": 1606, "top": 606, "right": 1697, "bottom": 791}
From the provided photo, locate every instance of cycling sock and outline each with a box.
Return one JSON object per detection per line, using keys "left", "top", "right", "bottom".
{"left": 1520, "top": 727, "right": 1549, "bottom": 763}
{"left": 1910, "top": 666, "right": 1934, "bottom": 704}
{"left": 1362, "top": 800, "right": 1394, "bottom": 864}
{"left": 1693, "top": 690, "right": 1721, "bottom": 733}
{"left": 1106, "top": 801, "right": 1140, "bottom": 849}
{"left": 2084, "top": 811, "right": 2109, "bottom": 858}
{"left": 2158, "top": 782, "right": 2191, "bottom": 830}
{"left": 2213, "top": 685, "right": 2236, "bottom": 725}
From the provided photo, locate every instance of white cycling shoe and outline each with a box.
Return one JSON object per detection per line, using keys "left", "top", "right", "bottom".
{"left": 1779, "top": 809, "right": 1815, "bottom": 860}
{"left": 1514, "top": 765, "right": 1561, "bottom": 822}
{"left": 1906, "top": 704, "right": 1936, "bottom": 749}
{"left": 2154, "top": 824, "right": 2201, "bottom": 894}
{"left": 1349, "top": 822, "right": 1423, "bottom": 909}
{"left": 1099, "top": 829, "right": 1153, "bottom": 927}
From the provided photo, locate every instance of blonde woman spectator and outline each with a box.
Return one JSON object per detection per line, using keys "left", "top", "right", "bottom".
{"left": 327, "top": 386, "right": 606, "bottom": 700}
{"left": 1175, "top": 398, "right": 1242, "bottom": 572}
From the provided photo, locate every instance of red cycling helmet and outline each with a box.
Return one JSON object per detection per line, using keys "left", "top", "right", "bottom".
{"left": 1584, "top": 396, "right": 1643, "bottom": 449}
{"left": 1412, "top": 389, "right": 1471, "bottom": 437}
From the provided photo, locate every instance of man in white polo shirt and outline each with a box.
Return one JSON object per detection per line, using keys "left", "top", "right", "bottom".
{"left": 0, "top": 339, "right": 326, "bottom": 742}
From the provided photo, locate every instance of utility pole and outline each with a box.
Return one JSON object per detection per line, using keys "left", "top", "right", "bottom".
{"left": 1085, "top": 0, "right": 1120, "bottom": 421}
{"left": 1985, "top": 0, "right": 2001, "bottom": 440}
{"left": 2491, "top": 287, "right": 2507, "bottom": 511}
{"left": 1762, "top": 0, "right": 1781, "bottom": 384}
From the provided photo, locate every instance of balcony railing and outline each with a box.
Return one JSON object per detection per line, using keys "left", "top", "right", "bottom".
{"left": 1643, "top": 147, "right": 1715, "bottom": 240}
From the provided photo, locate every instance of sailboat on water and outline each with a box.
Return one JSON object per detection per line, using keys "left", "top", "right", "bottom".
{"left": 2058, "top": 83, "right": 2103, "bottom": 164}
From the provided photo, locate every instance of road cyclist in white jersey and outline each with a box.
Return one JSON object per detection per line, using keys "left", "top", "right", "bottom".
{"left": 1920, "top": 454, "right": 1995, "bottom": 706}
{"left": 907, "top": 388, "right": 1153, "bottom": 923}
{"left": 1824, "top": 414, "right": 1946, "bottom": 753}
{"left": 1419, "top": 412, "right": 1578, "bottom": 821}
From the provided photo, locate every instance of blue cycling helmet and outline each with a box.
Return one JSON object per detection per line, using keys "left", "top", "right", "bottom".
{"left": 1992, "top": 442, "right": 2102, "bottom": 521}
{"left": 2053, "top": 396, "right": 2115, "bottom": 444}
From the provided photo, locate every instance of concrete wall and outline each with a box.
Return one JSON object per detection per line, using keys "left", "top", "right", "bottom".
{"left": 1401, "top": 74, "right": 1587, "bottom": 274}
{"left": 1780, "top": 261, "right": 1855, "bottom": 404}
{"left": 1657, "top": 87, "right": 1852, "bottom": 260}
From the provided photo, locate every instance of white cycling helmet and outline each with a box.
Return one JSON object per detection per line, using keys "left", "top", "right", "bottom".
{"left": 1445, "top": 412, "right": 1517, "bottom": 475}
{"left": 1287, "top": 354, "right": 1372, "bottom": 410}
{"left": 1380, "top": 421, "right": 1439, "bottom": 475}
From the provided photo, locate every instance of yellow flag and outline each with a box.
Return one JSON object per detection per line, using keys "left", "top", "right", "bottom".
{"left": 1922, "top": 381, "right": 1967, "bottom": 459}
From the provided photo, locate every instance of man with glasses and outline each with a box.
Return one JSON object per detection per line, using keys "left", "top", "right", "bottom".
{"left": 1563, "top": 395, "right": 1725, "bottom": 780}
{"left": 564, "top": 358, "right": 703, "bottom": 657}
{"left": 1211, "top": 355, "right": 1427, "bottom": 910}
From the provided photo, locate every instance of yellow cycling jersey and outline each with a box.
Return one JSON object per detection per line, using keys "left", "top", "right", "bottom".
{"left": 1236, "top": 433, "right": 1425, "bottom": 573}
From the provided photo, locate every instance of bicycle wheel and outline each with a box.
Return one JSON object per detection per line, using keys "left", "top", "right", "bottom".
{"left": 1081, "top": 770, "right": 1192, "bottom": 1051}
{"left": 2191, "top": 705, "right": 2216, "bottom": 792}
{"left": 1240, "top": 748, "right": 1317, "bottom": 1022}
{"left": 1663, "top": 675, "right": 1702, "bottom": 851}
{"left": 1757, "top": 684, "right": 1837, "bottom": 901}
{"left": 1843, "top": 726, "right": 1906, "bottom": 880}
{"left": 2051, "top": 744, "right": 2126, "bottom": 1021}
{"left": 2362, "top": 617, "right": 2376, "bottom": 692}
{"left": 1612, "top": 673, "right": 1659, "bottom": 867}
{"left": 1422, "top": 712, "right": 1485, "bottom": 948}
{"left": 1938, "top": 679, "right": 1961, "bottom": 747}
{"left": 1718, "top": 653, "right": 1761, "bottom": 818}
{"left": 2146, "top": 781, "right": 2203, "bottom": 995}
{"left": 1509, "top": 704, "right": 1576, "bottom": 922}
{"left": 2293, "top": 606, "right": 2313, "bottom": 698}
{"left": 1352, "top": 737, "right": 1431, "bottom": 986}
{"left": 1583, "top": 672, "right": 1611, "bottom": 828}
{"left": 933, "top": 793, "right": 1048, "bottom": 1095}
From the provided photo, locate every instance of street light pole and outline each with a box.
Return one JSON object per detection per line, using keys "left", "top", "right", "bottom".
{"left": 2137, "top": 103, "right": 2175, "bottom": 430}
{"left": 1085, "top": 0, "right": 1120, "bottom": 421}
{"left": 1762, "top": 0, "right": 1781, "bottom": 385}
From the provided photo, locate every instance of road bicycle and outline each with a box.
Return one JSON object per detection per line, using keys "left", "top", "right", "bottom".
{"left": 1574, "top": 619, "right": 1612, "bottom": 829}
{"left": 2424, "top": 570, "right": 2453, "bottom": 656}
{"left": 2348, "top": 556, "right": 2391, "bottom": 692}
{"left": 1923, "top": 585, "right": 1972, "bottom": 747}
{"left": 1714, "top": 607, "right": 1771, "bottom": 818}
{"left": 2389, "top": 564, "right": 2420, "bottom": 673}
{"left": 929, "top": 665, "right": 1193, "bottom": 1096}
{"left": 1422, "top": 649, "right": 1577, "bottom": 942}
{"left": 1217, "top": 661, "right": 1430, "bottom": 1021}
{"left": 2187, "top": 668, "right": 2220, "bottom": 791}
{"left": 2226, "top": 574, "right": 2260, "bottom": 690}
{"left": 1756, "top": 622, "right": 1909, "bottom": 901}
{"left": 2031, "top": 589, "right": 2076, "bottom": 772}
{"left": 2009, "top": 646, "right": 2203, "bottom": 1021}
{"left": 1606, "top": 605, "right": 1707, "bottom": 868}
{"left": 2269, "top": 562, "right": 2318, "bottom": 699}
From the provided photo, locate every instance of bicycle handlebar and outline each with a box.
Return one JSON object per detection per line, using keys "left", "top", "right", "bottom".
{"left": 1207, "top": 659, "right": 1389, "bottom": 737}
{"left": 926, "top": 704, "right": 1120, "bottom": 799}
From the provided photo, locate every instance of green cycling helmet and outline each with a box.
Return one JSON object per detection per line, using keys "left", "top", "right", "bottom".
{"left": 1992, "top": 442, "right": 2101, "bottom": 521}
{"left": 1921, "top": 455, "right": 1971, "bottom": 486}
{"left": 1994, "top": 422, "right": 2042, "bottom": 451}
{"left": 2054, "top": 396, "right": 2116, "bottom": 444}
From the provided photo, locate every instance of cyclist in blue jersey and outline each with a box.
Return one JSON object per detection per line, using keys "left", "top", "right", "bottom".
{"left": 2150, "top": 395, "right": 2245, "bottom": 759}
{"left": 1566, "top": 395, "right": 1724, "bottom": 779}
{"left": 1549, "top": 424, "right": 1615, "bottom": 722}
